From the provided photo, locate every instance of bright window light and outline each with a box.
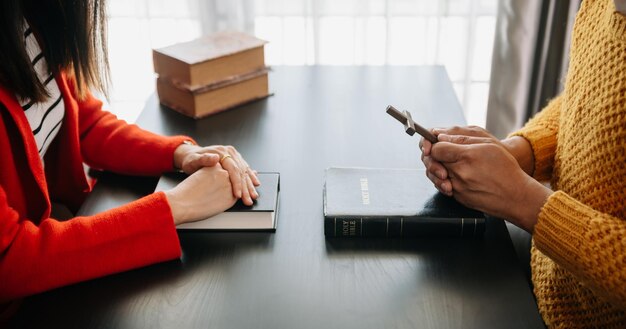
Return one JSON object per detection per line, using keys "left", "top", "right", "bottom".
{"left": 106, "top": 0, "right": 496, "bottom": 127}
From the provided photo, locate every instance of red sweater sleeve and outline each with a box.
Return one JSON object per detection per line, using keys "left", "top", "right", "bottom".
{"left": 0, "top": 188, "right": 181, "bottom": 301}
{"left": 76, "top": 90, "right": 189, "bottom": 175}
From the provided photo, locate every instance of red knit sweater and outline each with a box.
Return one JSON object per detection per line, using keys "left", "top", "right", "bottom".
{"left": 0, "top": 73, "right": 187, "bottom": 301}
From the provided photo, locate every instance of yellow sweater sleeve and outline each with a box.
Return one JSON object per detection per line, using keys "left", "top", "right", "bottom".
{"left": 534, "top": 191, "right": 626, "bottom": 308}
{"left": 509, "top": 94, "right": 563, "bottom": 182}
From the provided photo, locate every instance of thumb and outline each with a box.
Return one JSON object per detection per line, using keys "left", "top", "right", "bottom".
{"left": 430, "top": 141, "right": 466, "bottom": 163}
{"left": 198, "top": 153, "right": 220, "bottom": 167}
{"left": 183, "top": 153, "right": 220, "bottom": 173}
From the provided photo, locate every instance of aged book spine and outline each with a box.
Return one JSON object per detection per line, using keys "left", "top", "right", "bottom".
{"left": 324, "top": 216, "right": 486, "bottom": 238}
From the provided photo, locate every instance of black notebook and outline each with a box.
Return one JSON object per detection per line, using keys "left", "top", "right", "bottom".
{"left": 323, "top": 167, "right": 485, "bottom": 238}
{"left": 155, "top": 172, "right": 279, "bottom": 231}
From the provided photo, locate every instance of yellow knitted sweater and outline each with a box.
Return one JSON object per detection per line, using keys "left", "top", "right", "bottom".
{"left": 511, "top": 0, "right": 626, "bottom": 327}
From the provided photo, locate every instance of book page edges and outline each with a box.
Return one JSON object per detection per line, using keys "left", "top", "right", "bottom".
{"left": 160, "top": 93, "right": 272, "bottom": 119}
{"left": 176, "top": 211, "right": 275, "bottom": 230}
{"left": 157, "top": 73, "right": 271, "bottom": 119}
{"left": 162, "top": 67, "right": 271, "bottom": 93}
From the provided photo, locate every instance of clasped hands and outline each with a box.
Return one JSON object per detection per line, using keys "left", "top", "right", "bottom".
{"left": 419, "top": 126, "right": 553, "bottom": 233}
{"left": 165, "top": 127, "right": 554, "bottom": 231}
{"left": 165, "top": 144, "right": 260, "bottom": 225}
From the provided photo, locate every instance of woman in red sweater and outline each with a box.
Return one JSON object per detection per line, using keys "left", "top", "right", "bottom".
{"left": 0, "top": 0, "right": 260, "bottom": 302}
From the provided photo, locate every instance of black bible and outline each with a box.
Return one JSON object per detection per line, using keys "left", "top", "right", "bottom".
{"left": 156, "top": 172, "right": 280, "bottom": 231}
{"left": 323, "top": 167, "right": 485, "bottom": 238}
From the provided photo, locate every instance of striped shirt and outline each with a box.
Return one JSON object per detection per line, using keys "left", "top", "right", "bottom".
{"left": 19, "top": 22, "right": 65, "bottom": 162}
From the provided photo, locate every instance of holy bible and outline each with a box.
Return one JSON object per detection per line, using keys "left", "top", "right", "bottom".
{"left": 323, "top": 167, "right": 485, "bottom": 238}
{"left": 156, "top": 172, "right": 280, "bottom": 231}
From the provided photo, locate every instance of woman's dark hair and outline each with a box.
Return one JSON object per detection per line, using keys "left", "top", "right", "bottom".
{"left": 0, "top": 0, "right": 109, "bottom": 102}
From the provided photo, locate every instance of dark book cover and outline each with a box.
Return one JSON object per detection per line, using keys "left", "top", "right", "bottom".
{"left": 323, "top": 167, "right": 485, "bottom": 238}
{"left": 156, "top": 172, "right": 280, "bottom": 231}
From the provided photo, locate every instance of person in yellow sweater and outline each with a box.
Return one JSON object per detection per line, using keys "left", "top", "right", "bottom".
{"left": 419, "top": 0, "right": 625, "bottom": 327}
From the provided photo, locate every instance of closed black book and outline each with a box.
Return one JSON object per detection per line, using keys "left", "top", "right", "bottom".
{"left": 323, "top": 167, "right": 485, "bottom": 238}
{"left": 156, "top": 172, "right": 280, "bottom": 231}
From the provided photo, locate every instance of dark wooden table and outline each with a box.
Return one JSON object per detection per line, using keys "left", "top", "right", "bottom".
{"left": 11, "top": 66, "right": 544, "bottom": 329}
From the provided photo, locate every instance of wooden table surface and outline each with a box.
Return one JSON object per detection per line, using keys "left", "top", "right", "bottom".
{"left": 11, "top": 66, "right": 544, "bottom": 329}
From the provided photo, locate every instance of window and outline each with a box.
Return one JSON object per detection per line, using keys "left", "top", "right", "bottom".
{"left": 106, "top": 0, "right": 496, "bottom": 125}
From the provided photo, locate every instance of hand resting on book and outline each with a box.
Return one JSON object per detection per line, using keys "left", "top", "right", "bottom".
{"left": 167, "top": 143, "right": 261, "bottom": 226}
{"left": 164, "top": 165, "right": 237, "bottom": 225}
{"left": 173, "top": 143, "right": 260, "bottom": 205}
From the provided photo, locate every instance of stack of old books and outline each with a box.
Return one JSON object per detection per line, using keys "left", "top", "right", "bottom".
{"left": 153, "top": 31, "right": 269, "bottom": 118}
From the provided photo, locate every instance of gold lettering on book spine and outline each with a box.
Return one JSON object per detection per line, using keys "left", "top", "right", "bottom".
{"left": 340, "top": 219, "right": 358, "bottom": 236}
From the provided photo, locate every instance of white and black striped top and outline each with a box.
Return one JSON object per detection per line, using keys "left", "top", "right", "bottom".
{"left": 19, "top": 22, "right": 65, "bottom": 162}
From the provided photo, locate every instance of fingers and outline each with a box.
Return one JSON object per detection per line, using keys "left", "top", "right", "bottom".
{"left": 423, "top": 148, "right": 452, "bottom": 195}
{"left": 246, "top": 173, "right": 258, "bottom": 198}
{"left": 420, "top": 138, "right": 432, "bottom": 156}
{"left": 420, "top": 129, "right": 451, "bottom": 194}
{"left": 423, "top": 154, "right": 448, "bottom": 180}
{"left": 426, "top": 169, "right": 453, "bottom": 196}
{"left": 219, "top": 157, "right": 244, "bottom": 198}
{"left": 433, "top": 125, "right": 491, "bottom": 138}
{"left": 437, "top": 134, "right": 494, "bottom": 145}
{"left": 228, "top": 148, "right": 255, "bottom": 205}
{"left": 228, "top": 148, "right": 259, "bottom": 200}
{"left": 193, "top": 145, "right": 260, "bottom": 202}
{"left": 235, "top": 169, "right": 258, "bottom": 206}
{"left": 240, "top": 172, "right": 254, "bottom": 206}
{"left": 237, "top": 156, "right": 261, "bottom": 187}
{"left": 222, "top": 146, "right": 259, "bottom": 203}
{"left": 419, "top": 128, "right": 440, "bottom": 156}
{"left": 430, "top": 142, "right": 466, "bottom": 163}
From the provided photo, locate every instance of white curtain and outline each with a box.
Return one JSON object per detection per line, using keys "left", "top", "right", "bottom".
{"left": 106, "top": 0, "right": 497, "bottom": 125}
{"left": 198, "top": 0, "right": 255, "bottom": 35}
{"left": 196, "top": 0, "right": 497, "bottom": 126}
{"left": 486, "top": 0, "right": 579, "bottom": 139}
{"left": 485, "top": 0, "right": 543, "bottom": 139}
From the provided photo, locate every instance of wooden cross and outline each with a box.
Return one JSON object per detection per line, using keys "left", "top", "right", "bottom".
{"left": 386, "top": 105, "right": 438, "bottom": 143}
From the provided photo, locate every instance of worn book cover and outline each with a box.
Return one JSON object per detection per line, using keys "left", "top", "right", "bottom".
{"left": 324, "top": 167, "right": 485, "bottom": 238}
{"left": 156, "top": 68, "right": 270, "bottom": 118}
{"left": 153, "top": 31, "right": 267, "bottom": 88}
{"left": 156, "top": 172, "right": 280, "bottom": 231}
